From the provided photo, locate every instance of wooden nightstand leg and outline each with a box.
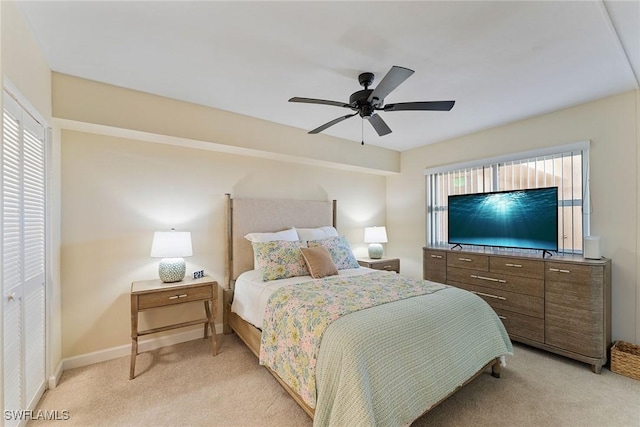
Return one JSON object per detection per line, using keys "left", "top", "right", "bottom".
{"left": 130, "top": 337, "right": 138, "bottom": 380}
{"left": 203, "top": 300, "right": 210, "bottom": 339}
{"left": 210, "top": 319, "right": 218, "bottom": 356}
{"left": 130, "top": 294, "right": 139, "bottom": 380}
{"left": 205, "top": 300, "right": 218, "bottom": 355}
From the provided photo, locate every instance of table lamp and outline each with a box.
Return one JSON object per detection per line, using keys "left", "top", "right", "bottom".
{"left": 150, "top": 229, "right": 193, "bottom": 282}
{"left": 364, "top": 226, "right": 387, "bottom": 259}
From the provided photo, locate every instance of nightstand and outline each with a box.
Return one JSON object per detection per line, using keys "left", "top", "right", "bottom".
{"left": 358, "top": 257, "right": 400, "bottom": 273}
{"left": 130, "top": 275, "right": 218, "bottom": 379}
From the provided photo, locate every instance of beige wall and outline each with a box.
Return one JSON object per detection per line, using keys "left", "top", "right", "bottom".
{"left": 54, "top": 74, "right": 395, "bottom": 359}
{"left": 53, "top": 73, "right": 400, "bottom": 175}
{"left": 1, "top": 1, "right": 51, "bottom": 119}
{"left": 387, "top": 90, "right": 640, "bottom": 344}
{"left": 60, "top": 130, "right": 387, "bottom": 357}
{"left": 1, "top": 0, "right": 59, "bottom": 383}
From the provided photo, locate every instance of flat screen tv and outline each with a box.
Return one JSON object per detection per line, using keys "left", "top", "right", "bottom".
{"left": 448, "top": 187, "right": 558, "bottom": 253}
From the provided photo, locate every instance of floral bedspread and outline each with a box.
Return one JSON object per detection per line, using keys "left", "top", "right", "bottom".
{"left": 258, "top": 271, "right": 448, "bottom": 408}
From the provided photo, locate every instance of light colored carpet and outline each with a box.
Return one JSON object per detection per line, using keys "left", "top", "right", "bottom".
{"left": 30, "top": 333, "right": 640, "bottom": 426}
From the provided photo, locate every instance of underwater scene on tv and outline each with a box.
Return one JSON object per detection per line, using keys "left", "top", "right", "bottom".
{"left": 448, "top": 187, "right": 558, "bottom": 251}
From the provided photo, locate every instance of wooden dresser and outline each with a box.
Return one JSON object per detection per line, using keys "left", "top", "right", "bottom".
{"left": 423, "top": 247, "right": 611, "bottom": 373}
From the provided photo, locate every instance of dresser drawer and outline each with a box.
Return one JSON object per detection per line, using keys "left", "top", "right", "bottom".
{"left": 449, "top": 281, "right": 544, "bottom": 319}
{"left": 545, "top": 273, "right": 604, "bottom": 358}
{"left": 137, "top": 284, "right": 213, "bottom": 310}
{"left": 545, "top": 262, "right": 604, "bottom": 285}
{"left": 447, "top": 266, "right": 543, "bottom": 298}
{"left": 359, "top": 258, "right": 400, "bottom": 273}
{"left": 447, "top": 253, "right": 489, "bottom": 271}
{"left": 372, "top": 259, "right": 400, "bottom": 272}
{"left": 423, "top": 249, "right": 446, "bottom": 269}
{"left": 493, "top": 308, "right": 544, "bottom": 343}
{"left": 545, "top": 310, "right": 604, "bottom": 358}
{"left": 490, "top": 257, "right": 544, "bottom": 280}
{"left": 423, "top": 249, "right": 446, "bottom": 282}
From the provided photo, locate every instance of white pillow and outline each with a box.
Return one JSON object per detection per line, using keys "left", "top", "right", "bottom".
{"left": 244, "top": 228, "right": 298, "bottom": 243}
{"left": 294, "top": 226, "right": 339, "bottom": 241}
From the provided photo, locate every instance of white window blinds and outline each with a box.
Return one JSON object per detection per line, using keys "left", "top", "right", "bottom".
{"left": 425, "top": 144, "right": 588, "bottom": 255}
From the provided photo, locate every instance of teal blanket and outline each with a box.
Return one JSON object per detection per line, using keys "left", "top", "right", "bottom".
{"left": 315, "top": 286, "right": 512, "bottom": 426}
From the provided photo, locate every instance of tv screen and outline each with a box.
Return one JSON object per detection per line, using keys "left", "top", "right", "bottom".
{"left": 448, "top": 187, "right": 558, "bottom": 252}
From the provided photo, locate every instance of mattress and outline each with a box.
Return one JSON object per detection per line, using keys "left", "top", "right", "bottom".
{"left": 230, "top": 267, "right": 375, "bottom": 328}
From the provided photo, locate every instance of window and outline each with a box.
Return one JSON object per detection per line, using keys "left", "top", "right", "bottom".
{"left": 425, "top": 142, "right": 589, "bottom": 255}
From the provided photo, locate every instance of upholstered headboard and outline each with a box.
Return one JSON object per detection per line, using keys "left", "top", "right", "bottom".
{"left": 225, "top": 195, "right": 336, "bottom": 285}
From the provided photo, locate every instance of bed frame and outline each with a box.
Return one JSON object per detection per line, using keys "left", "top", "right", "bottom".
{"left": 221, "top": 194, "right": 501, "bottom": 420}
{"left": 222, "top": 194, "right": 336, "bottom": 416}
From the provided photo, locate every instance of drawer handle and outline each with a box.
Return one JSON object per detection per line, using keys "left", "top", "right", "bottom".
{"left": 505, "top": 263, "right": 522, "bottom": 268}
{"left": 471, "top": 290, "right": 506, "bottom": 301}
{"left": 430, "top": 254, "right": 443, "bottom": 259}
{"left": 168, "top": 294, "right": 189, "bottom": 300}
{"left": 458, "top": 257, "right": 472, "bottom": 262}
{"left": 383, "top": 265, "right": 392, "bottom": 269}
{"left": 498, "top": 315, "right": 507, "bottom": 320}
{"left": 471, "top": 274, "right": 507, "bottom": 283}
{"left": 549, "top": 268, "right": 571, "bottom": 274}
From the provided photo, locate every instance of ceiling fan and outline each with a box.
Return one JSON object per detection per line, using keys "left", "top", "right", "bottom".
{"left": 289, "top": 65, "right": 455, "bottom": 138}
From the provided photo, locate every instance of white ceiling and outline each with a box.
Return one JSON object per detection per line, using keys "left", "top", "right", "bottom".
{"left": 16, "top": 0, "right": 640, "bottom": 152}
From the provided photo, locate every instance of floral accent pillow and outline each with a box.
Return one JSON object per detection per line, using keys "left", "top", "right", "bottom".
{"left": 252, "top": 240, "right": 309, "bottom": 281}
{"left": 307, "top": 236, "right": 360, "bottom": 270}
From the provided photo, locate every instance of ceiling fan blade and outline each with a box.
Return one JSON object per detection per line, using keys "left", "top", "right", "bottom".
{"left": 383, "top": 100, "right": 455, "bottom": 112}
{"left": 367, "top": 113, "right": 392, "bottom": 136}
{"left": 289, "top": 97, "right": 351, "bottom": 109}
{"left": 309, "top": 112, "right": 358, "bottom": 134}
{"left": 367, "top": 66, "right": 414, "bottom": 106}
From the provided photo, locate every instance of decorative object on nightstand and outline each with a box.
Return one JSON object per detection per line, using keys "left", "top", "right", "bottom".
{"left": 364, "top": 226, "right": 387, "bottom": 259}
{"left": 150, "top": 229, "right": 193, "bottom": 282}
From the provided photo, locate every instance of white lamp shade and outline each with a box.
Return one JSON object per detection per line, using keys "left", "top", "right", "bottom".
{"left": 364, "top": 226, "right": 388, "bottom": 243}
{"left": 150, "top": 231, "right": 193, "bottom": 258}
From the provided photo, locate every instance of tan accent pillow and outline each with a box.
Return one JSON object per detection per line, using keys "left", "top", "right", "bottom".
{"left": 300, "top": 246, "right": 338, "bottom": 279}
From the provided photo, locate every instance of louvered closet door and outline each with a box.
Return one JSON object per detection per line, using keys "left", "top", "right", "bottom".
{"left": 2, "top": 91, "right": 47, "bottom": 425}
{"left": 3, "top": 95, "right": 25, "bottom": 425}
{"left": 21, "top": 108, "right": 46, "bottom": 410}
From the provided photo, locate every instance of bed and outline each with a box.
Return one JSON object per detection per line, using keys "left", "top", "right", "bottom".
{"left": 222, "top": 195, "right": 513, "bottom": 426}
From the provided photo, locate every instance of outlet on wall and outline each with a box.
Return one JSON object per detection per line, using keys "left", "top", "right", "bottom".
{"left": 192, "top": 270, "right": 205, "bottom": 279}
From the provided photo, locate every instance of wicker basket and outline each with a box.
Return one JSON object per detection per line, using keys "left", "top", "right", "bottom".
{"left": 611, "top": 341, "right": 640, "bottom": 381}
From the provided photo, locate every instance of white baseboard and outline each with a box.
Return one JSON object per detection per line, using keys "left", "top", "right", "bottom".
{"left": 48, "top": 361, "right": 64, "bottom": 389}
{"left": 61, "top": 323, "right": 223, "bottom": 371}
